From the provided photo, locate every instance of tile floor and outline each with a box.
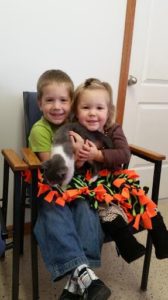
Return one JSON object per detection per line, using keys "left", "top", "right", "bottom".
{"left": 0, "top": 200, "right": 168, "bottom": 300}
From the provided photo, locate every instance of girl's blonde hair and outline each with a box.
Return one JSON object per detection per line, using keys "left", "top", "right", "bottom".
{"left": 37, "top": 69, "right": 74, "bottom": 100}
{"left": 72, "top": 78, "right": 115, "bottom": 130}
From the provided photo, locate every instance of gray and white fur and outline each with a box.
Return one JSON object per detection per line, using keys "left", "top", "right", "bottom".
{"left": 42, "top": 122, "right": 113, "bottom": 187}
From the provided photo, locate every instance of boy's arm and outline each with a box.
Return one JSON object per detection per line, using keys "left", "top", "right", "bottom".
{"left": 29, "top": 122, "right": 52, "bottom": 162}
{"left": 37, "top": 152, "right": 50, "bottom": 162}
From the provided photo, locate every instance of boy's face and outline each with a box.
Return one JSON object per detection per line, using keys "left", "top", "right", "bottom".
{"left": 39, "top": 82, "right": 71, "bottom": 125}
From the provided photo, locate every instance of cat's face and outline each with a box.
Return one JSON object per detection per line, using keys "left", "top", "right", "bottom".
{"left": 42, "top": 154, "right": 68, "bottom": 186}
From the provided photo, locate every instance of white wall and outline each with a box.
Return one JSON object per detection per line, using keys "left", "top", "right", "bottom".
{"left": 0, "top": 0, "right": 126, "bottom": 224}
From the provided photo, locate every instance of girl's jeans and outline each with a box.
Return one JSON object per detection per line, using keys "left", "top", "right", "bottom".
{"left": 34, "top": 198, "right": 104, "bottom": 281}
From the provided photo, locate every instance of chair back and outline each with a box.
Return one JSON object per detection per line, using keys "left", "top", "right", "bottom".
{"left": 23, "top": 92, "right": 42, "bottom": 146}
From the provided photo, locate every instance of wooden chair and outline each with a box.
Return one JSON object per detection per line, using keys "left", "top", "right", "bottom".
{"left": 0, "top": 149, "right": 28, "bottom": 299}
{"left": 22, "top": 91, "right": 166, "bottom": 299}
{"left": 1, "top": 91, "right": 166, "bottom": 299}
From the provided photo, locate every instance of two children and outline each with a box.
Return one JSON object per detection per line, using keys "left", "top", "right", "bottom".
{"left": 29, "top": 69, "right": 168, "bottom": 299}
{"left": 29, "top": 70, "right": 111, "bottom": 300}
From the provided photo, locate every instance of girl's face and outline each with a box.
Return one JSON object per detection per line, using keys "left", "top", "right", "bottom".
{"left": 38, "top": 82, "right": 71, "bottom": 125}
{"left": 76, "top": 89, "right": 109, "bottom": 132}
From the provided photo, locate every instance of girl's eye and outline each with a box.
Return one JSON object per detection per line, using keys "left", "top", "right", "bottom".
{"left": 82, "top": 106, "right": 89, "bottom": 109}
{"left": 61, "top": 98, "right": 68, "bottom": 102}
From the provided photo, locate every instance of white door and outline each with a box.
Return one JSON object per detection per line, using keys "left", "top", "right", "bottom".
{"left": 123, "top": 0, "right": 168, "bottom": 199}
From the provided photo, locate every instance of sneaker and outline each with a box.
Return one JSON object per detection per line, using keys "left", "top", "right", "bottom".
{"left": 59, "top": 289, "right": 82, "bottom": 300}
{"left": 83, "top": 279, "right": 111, "bottom": 300}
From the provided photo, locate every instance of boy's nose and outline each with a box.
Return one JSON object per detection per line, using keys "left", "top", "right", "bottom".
{"left": 53, "top": 100, "right": 61, "bottom": 109}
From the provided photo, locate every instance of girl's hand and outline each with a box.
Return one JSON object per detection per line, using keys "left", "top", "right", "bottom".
{"left": 76, "top": 140, "right": 98, "bottom": 161}
{"left": 77, "top": 140, "right": 104, "bottom": 162}
{"left": 69, "top": 131, "right": 84, "bottom": 153}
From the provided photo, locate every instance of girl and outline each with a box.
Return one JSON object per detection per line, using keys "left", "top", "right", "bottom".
{"left": 68, "top": 78, "right": 168, "bottom": 262}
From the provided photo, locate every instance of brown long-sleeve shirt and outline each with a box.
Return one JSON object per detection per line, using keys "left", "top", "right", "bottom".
{"left": 101, "top": 123, "right": 131, "bottom": 171}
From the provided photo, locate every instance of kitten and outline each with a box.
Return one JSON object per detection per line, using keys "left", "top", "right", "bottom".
{"left": 42, "top": 122, "right": 113, "bottom": 188}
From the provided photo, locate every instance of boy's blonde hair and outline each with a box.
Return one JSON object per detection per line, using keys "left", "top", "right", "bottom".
{"left": 72, "top": 78, "right": 115, "bottom": 130}
{"left": 37, "top": 69, "right": 74, "bottom": 100}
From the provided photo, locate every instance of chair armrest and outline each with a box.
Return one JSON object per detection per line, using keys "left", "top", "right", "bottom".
{"left": 129, "top": 144, "right": 166, "bottom": 163}
{"left": 1, "top": 149, "right": 28, "bottom": 171}
{"left": 22, "top": 147, "right": 41, "bottom": 169}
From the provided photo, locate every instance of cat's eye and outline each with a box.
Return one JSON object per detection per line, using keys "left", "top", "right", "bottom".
{"left": 60, "top": 174, "right": 65, "bottom": 179}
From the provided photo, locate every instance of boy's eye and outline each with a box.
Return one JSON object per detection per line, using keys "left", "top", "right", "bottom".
{"left": 82, "top": 106, "right": 89, "bottom": 109}
{"left": 46, "top": 98, "right": 54, "bottom": 102}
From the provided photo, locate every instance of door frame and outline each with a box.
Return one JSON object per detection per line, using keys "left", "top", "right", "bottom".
{"left": 116, "top": 0, "right": 136, "bottom": 125}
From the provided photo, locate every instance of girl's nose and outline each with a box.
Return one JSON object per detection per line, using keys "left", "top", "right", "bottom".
{"left": 89, "top": 109, "right": 96, "bottom": 116}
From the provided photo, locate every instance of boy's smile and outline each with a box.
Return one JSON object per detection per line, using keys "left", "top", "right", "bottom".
{"left": 39, "top": 82, "right": 71, "bottom": 125}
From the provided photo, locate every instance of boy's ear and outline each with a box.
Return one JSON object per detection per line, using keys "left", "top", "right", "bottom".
{"left": 38, "top": 99, "right": 43, "bottom": 111}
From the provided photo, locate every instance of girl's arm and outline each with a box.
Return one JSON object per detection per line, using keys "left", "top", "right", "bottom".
{"left": 101, "top": 123, "right": 131, "bottom": 169}
{"left": 76, "top": 124, "right": 131, "bottom": 170}
{"left": 70, "top": 124, "right": 131, "bottom": 170}
{"left": 76, "top": 140, "right": 104, "bottom": 162}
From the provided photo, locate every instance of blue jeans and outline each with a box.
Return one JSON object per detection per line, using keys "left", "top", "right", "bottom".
{"left": 34, "top": 198, "right": 104, "bottom": 281}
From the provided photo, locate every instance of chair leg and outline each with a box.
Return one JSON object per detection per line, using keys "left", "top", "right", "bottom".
{"left": 20, "top": 179, "right": 27, "bottom": 255}
{"left": 2, "top": 159, "right": 9, "bottom": 225}
{"left": 12, "top": 171, "right": 22, "bottom": 300}
{"left": 31, "top": 233, "right": 39, "bottom": 299}
{"left": 0, "top": 160, "right": 10, "bottom": 259}
{"left": 31, "top": 169, "right": 39, "bottom": 299}
{"left": 140, "top": 160, "right": 162, "bottom": 291}
{"left": 140, "top": 232, "right": 153, "bottom": 291}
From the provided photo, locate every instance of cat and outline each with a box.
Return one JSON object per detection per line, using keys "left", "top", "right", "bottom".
{"left": 42, "top": 122, "right": 113, "bottom": 188}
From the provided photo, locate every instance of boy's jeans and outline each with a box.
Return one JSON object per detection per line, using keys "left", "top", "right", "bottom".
{"left": 34, "top": 198, "right": 104, "bottom": 281}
